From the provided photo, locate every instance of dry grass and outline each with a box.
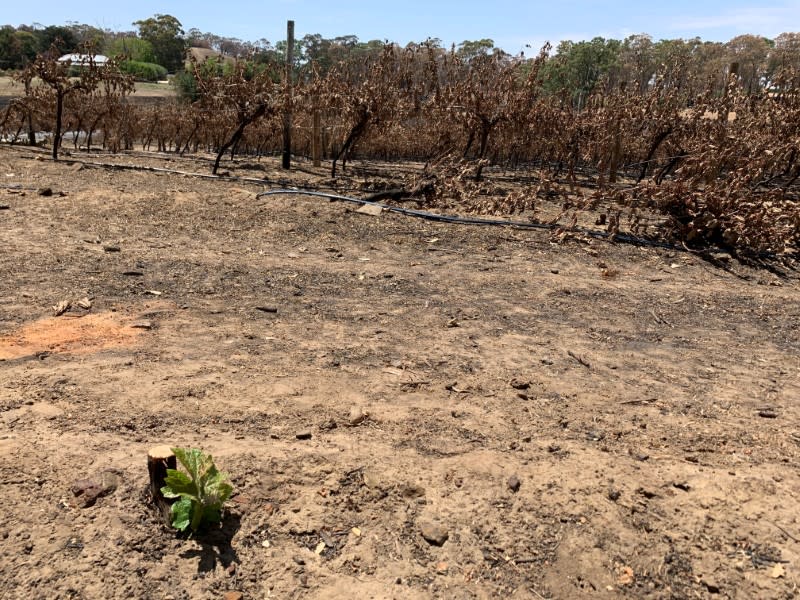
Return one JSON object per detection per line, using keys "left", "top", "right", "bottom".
{"left": 0, "top": 75, "right": 175, "bottom": 99}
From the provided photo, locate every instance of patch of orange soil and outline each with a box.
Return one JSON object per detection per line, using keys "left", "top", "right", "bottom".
{"left": 0, "top": 312, "right": 142, "bottom": 360}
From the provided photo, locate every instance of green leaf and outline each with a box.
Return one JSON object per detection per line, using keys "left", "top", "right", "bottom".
{"left": 173, "top": 447, "right": 215, "bottom": 484}
{"left": 170, "top": 497, "right": 193, "bottom": 531}
{"left": 211, "top": 479, "right": 234, "bottom": 505}
{"left": 162, "top": 447, "right": 234, "bottom": 532}
{"left": 161, "top": 469, "right": 197, "bottom": 499}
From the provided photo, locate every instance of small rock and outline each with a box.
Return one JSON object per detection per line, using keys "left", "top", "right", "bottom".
{"left": 0, "top": 204, "right": 10, "bottom": 210}
{"left": 64, "top": 537, "right": 83, "bottom": 550}
{"left": 71, "top": 479, "right": 105, "bottom": 507}
{"left": 435, "top": 561, "right": 449, "bottom": 574}
{"left": 637, "top": 487, "right": 658, "bottom": 499}
{"left": 362, "top": 470, "right": 382, "bottom": 489}
{"left": 223, "top": 592, "right": 243, "bottom": 600}
{"left": 507, "top": 475, "right": 521, "bottom": 493}
{"left": 608, "top": 489, "right": 621, "bottom": 502}
{"left": 38, "top": 187, "right": 53, "bottom": 197}
{"left": 356, "top": 204, "right": 383, "bottom": 216}
{"left": 702, "top": 578, "right": 721, "bottom": 594}
{"left": 130, "top": 321, "right": 153, "bottom": 330}
{"left": 420, "top": 522, "right": 449, "bottom": 547}
{"left": 586, "top": 430, "right": 605, "bottom": 442}
{"left": 758, "top": 408, "right": 778, "bottom": 419}
{"left": 318, "top": 418, "right": 338, "bottom": 431}
{"left": 348, "top": 406, "right": 368, "bottom": 426}
{"left": 295, "top": 430, "right": 313, "bottom": 440}
{"left": 510, "top": 378, "right": 531, "bottom": 390}
{"left": 53, "top": 300, "right": 71, "bottom": 316}
{"left": 255, "top": 306, "right": 278, "bottom": 314}
{"left": 103, "top": 245, "right": 121, "bottom": 253}
{"left": 99, "top": 470, "right": 121, "bottom": 495}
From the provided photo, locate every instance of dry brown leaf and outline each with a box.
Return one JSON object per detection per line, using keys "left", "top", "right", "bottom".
{"left": 769, "top": 564, "right": 786, "bottom": 579}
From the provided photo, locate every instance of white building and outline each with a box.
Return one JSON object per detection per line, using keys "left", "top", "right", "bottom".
{"left": 57, "top": 54, "right": 110, "bottom": 66}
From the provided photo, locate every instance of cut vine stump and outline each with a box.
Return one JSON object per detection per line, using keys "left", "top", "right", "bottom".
{"left": 148, "top": 445, "right": 176, "bottom": 524}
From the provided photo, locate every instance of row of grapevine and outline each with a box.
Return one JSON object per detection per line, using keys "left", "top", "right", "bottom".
{"left": 2, "top": 44, "right": 798, "bottom": 256}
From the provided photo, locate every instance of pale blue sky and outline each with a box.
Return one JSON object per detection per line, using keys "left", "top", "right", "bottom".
{"left": 4, "top": 1, "right": 799, "bottom": 52}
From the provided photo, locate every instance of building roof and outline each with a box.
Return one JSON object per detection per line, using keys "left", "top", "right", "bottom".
{"left": 57, "top": 54, "right": 110, "bottom": 65}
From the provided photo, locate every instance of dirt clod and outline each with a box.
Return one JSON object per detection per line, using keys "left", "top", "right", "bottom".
{"left": 348, "top": 406, "right": 368, "bottom": 426}
{"left": 420, "top": 522, "right": 449, "bottom": 546}
{"left": 70, "top": 474, "right": 117, "bottom": 508}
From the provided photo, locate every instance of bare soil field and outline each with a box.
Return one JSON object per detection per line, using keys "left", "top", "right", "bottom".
{"left": 0, "top": 76, "right": 174, "bottom": 108}
{"left": 1, "top": 146, "right": 799, "bottom": 599}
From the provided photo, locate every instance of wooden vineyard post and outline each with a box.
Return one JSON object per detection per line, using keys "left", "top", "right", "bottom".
{"left": 312, "top": 110, "right": 321, "bottom": 167}
{"left": 609, "top": 120, "right": 621, "bottom": 184}
{"left": 282, "top": 20, "right": 295, "bottom": 170}
{"left": 148, "top": 445, "right": 176, "bottom": 524}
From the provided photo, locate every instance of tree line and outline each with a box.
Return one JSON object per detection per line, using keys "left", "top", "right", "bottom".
{"left": 1, "top": 14, "right": 799, "bottom": 98}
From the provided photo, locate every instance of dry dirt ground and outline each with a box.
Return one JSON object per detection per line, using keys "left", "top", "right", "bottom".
{"left": 1, "top": 146, "right": 799, "bottom": 600}
{"left": 0, "top": 76, "right": 174, "bottom": 100}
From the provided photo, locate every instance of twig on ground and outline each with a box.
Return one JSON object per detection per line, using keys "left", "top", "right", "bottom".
{"left": 567, "top": 350, "right": 591, "bottom": 369}
{"left": 772, "top": 522, "right": 800, "bottom": 543}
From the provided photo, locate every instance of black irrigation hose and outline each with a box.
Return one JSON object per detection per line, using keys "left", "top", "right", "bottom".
{"left": 256, "top": 188, "right": 679, "bottom": 250}
{"left": 4, "top": 146, "right": 782, "bottom": 261}
{"left": 261, "top": 189, "right": 795, "bottom": 264}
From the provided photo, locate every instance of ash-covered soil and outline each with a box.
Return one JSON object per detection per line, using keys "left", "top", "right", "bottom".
{"left": 1, "top": 146, "right": 798, "bottom": 599}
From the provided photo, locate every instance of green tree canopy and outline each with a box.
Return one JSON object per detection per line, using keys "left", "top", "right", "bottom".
{"left": 106, "top": 36, "right": 156, "bottom": 63}
{"left": 133, "top": 14, "right": 185, "bottom": 72}
{"left": 541, "top": 37, "right": 622, "bottom": 106}
{"left": 456, "top": 38, "right": 496, "bottom": 61}
{"left": 38, "top": 25, "right": 78, "bottom": 54}
{"left": 0, "top": 27, "right": 39, "bottom": 69}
